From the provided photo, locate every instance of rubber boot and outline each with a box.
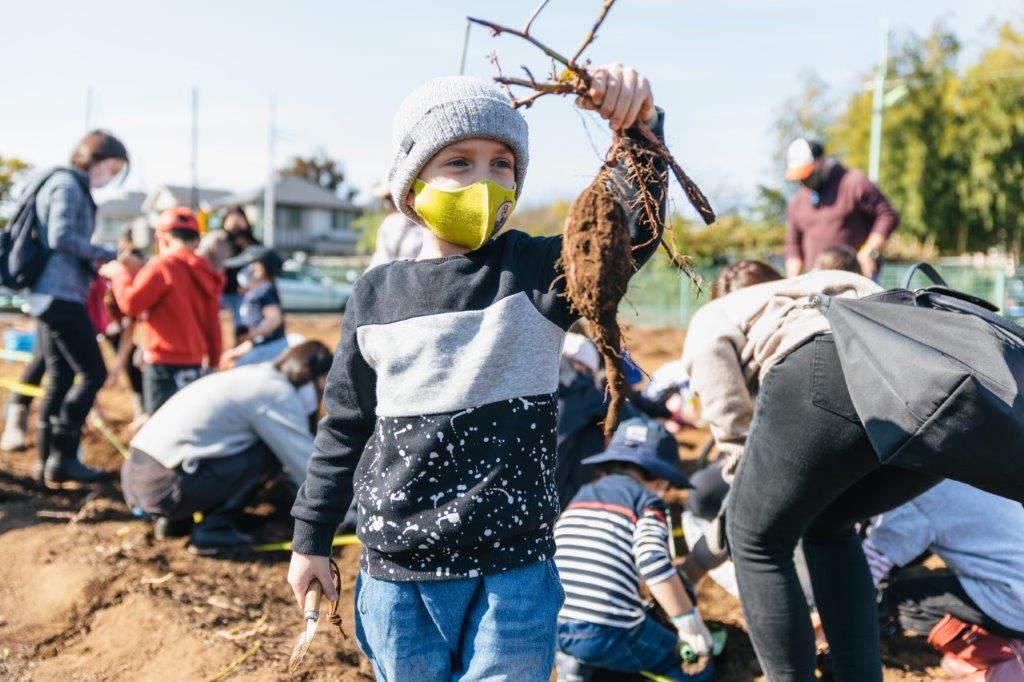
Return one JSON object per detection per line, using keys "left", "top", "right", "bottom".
{"left": 33, "top": 422, "right": 51, "bottom": 483}
{"left": 189, "top": 478, "right": 260, "bottom": 555}
{"left": 154, "top": 516, "right": 193, "bottom": 541}
{"left": 44, "top": 429, "right": 110, "bottom": 486}
{"left": 1, "top": 403, "right": 30, "bottom": 452}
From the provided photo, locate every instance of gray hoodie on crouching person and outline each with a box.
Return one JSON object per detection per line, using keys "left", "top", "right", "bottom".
{"left": 31, "top": 168, "right": 117, "bottom": 304}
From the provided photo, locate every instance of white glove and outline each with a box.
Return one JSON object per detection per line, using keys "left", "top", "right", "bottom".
{"left": 671, "top": 609, "right": 713, "bottom": 657}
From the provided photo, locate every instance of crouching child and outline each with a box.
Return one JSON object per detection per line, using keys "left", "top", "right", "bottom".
{"left": 287, "top": 64, "right": 668, "bottom": 680}
{"left": 554, "top": 418, "right": 715, "bottom": 682}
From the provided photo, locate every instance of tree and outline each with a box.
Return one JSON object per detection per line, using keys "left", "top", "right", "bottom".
{"left": 281, "top": 150, "right": 348, "bottom": 194}
{"left": 0, "top": 156, "right": 32, "bottom": 229}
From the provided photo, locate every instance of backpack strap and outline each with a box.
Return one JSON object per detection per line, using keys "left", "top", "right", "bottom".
{"left": 917, "top": 290, "right": 1024, "bottom": 343}
{"left": 901, "top": 262, "right": 947, "bottom": 290}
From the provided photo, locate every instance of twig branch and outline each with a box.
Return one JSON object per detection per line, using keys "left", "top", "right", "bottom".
{"left": 570, "top": 0, "right": 617, "bottom": 67}
{"left": 635, "top": 123, "right": 716, "bottom": 224}
{"left": 468, "top": 16, "right": 575, "bottom": 71}
{"left": 523, "top": 0, "right": 551, "bottom": 34}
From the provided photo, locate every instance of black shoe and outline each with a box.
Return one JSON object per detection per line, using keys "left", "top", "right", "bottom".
{"left": 154, "top": 516, "right": 193, "bottom": 540}
{"left": 44, "top": 430, "right": 111, "bottom": 485}
{"left": 33, "top": 423, "right": 52, "bottom": 484}
{"left": 189, "top": 518, "right": 254, "bottom": 556}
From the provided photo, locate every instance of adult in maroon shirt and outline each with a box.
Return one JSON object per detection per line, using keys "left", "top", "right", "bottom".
{"left": 784, "top": 138, "right": 899, "bottom": 278}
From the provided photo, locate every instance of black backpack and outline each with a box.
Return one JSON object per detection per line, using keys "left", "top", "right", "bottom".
{"left": 818, "top": 263, "right": 1024, "bottom": 502}
{"left": 0, "top": 168, "right": 87, "bottom": 290}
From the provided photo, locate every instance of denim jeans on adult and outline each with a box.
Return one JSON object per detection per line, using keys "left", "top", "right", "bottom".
{"left": 884, "top": 570, "right": 1024, "bottom": 640}
{"left": 555, "top": 617, "right": 713, "bottom": 682}
{"left": 354, "top": 559, "right": 564, "bottom": 681}
{"left": 36, "top": 299, "right": 107, "bottom": 434}
{"left": 143, "top": 363, "right": 202, "bottom": 415}
{"left": 725, "top": 335, "right": 942, "bottom": 682}
{"left": 233, "top": 336, "right": 289, "bottom": 367}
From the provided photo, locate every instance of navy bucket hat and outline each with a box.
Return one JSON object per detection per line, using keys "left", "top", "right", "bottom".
{"left": 582, "top": 418, "right": 690, "bottom": 488}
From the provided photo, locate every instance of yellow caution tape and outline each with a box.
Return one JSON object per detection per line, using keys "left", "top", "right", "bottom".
{"left": 0, "top": 378, "right": 44, "bottom": 398}
{"left": 249, "top": 533, "right": 362, "bottom": 553}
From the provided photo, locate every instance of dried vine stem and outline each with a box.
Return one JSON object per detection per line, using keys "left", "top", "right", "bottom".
{"left": 469, "top": 1, "right": 715, "bottom": 225}
{"left": 471, "top": 2, "right": 715, "bottom": 442}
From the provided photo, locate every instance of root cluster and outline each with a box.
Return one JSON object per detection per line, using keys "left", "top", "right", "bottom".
{"left": 470, "top": 0, "right": 714, "bottom": 437}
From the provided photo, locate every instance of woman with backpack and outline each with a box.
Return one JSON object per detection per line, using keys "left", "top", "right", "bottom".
{"left": 679, "top": 267, "right": 947, "bottom": 681}
{"left": 24, "top": 130, "right": 129, "bottom": 486}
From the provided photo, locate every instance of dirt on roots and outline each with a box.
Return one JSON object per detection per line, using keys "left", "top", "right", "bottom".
{"left": 0, "top": 315, "right": 940, "bottom": 680}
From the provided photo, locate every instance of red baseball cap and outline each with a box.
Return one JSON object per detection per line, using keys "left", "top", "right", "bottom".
{"left": 156, "top": 207, "right": 200, "bottom": 234}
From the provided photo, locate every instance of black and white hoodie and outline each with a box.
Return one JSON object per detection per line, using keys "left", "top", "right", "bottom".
{"left": 291, "top": 114, "right": 668, "bottom": 581}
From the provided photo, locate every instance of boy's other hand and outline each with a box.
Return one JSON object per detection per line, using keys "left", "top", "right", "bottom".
{"left": 287, "top": 551, "right": 339, "bottom": 609}
{"left": 97, "top": 261, "right": 125, "bottom": 280}
{"left": 578, "top": 63, "right": 656, "bottom": 131}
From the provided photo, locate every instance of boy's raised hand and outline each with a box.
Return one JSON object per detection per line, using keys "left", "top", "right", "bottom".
{"left": 578, "top": 63, "right": 656, "bottom": 131}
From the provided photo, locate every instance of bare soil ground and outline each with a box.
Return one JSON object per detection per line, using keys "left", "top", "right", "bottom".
{"left": 0, "top": 314, "right": 940, "bottom": 680}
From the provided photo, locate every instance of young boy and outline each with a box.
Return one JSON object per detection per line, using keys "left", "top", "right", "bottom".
{"left": 100, "top": 207, "right": 224, "bottom": 414}
{"left": 288, "top": 65, "right": 668, "bottom": 679}
{"left": 219, "top": 245, "right": 288, "bottom": 367}
{"left": 554, "top": 418, "right": 714, "bottom": 681}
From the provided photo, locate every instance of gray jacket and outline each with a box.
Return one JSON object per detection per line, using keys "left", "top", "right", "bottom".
{"left": 31, "top": 168, "right": 116, "bottom": 304}
{"left": 130, "top": 363, "right": 315, "bottom": 486}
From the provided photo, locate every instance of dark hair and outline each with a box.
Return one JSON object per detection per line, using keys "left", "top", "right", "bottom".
{"left": 70, "top": 130, "right": 129, "bottom": 173}
{"left": 167, "top": 228, "right": 200, "bottom": 244}
{"left": 595, "top": 461, "right": 659, "bottom": 483}
{"left": 815, "top": 245, "right": 861, "bottom": 274}
{"left": 223, "top": 206, "right": 254, "bottom": 234}
{"left": 273, "top": 340, "right": 333, "bottom": 387}
{"left": 711, "top": 260, "right": 783, "bottom": 299}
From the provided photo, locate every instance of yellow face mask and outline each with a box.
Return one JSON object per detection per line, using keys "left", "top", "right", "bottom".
{"left": 412, "top": 179, "right": 517, "bottom": 250}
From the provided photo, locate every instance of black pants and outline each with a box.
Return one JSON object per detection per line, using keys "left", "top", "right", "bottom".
{"left": 121, "top": 443, "right": 275, "bottom": 522}
{"left": 884, "top": 570, "right": 1024, "bottom": 640}
{"left": 15, "top": 328, "right": 143, "bottom": 407}
{"left": 143, "top": 364, "right": 201, "bottom": 415}
{"left": 36, "top": 300, "right": 107, "bottom": 434}
{"left": 726, "top": 336, "right": 942, "bottom": 682}
{"left": 685, "top": 458, "right": 729, "bottom": 521}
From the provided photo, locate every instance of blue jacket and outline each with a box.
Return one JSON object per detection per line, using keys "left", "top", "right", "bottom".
{"left": 30, "top": 168, "right": 116, "bottom": 304}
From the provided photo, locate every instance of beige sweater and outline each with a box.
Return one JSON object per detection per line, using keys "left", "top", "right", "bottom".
{"left": 681, "top": 270, "right": 882, "bottom": 477}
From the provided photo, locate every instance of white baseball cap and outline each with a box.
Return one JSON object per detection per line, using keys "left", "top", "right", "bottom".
{"left": 785, "top": 138, "right": 824, "bottom": 181}
{"left": 562, "top": 333, "right": 600, "bottom": 374}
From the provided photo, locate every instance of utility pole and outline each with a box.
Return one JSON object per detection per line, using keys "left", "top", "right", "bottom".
{"left": 190, "top": 87, "right": 199, "bottom": 211}
{"left": 868, "top": 17, "right": 889, "bottom": 183}
{"left": 264, "top": 95, "right": 277, "bottom": 248}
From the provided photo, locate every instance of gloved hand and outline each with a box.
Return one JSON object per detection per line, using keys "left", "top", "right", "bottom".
{"left": 671, "top": 609, "right": 713, "bottom": 657}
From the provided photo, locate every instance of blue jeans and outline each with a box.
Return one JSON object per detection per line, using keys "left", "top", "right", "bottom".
{"left": 556, "top": 618, "right": 713, "bottom": 682}
{"left": 354, "top": 560, "right": 564, "bottom": 681}
{"left": 233, "top": 336, "right": 289, "bottom": 367}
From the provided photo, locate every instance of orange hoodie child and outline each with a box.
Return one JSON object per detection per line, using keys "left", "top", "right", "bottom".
{"left": 110, "top": 212, "right": 224, "bottom": 367}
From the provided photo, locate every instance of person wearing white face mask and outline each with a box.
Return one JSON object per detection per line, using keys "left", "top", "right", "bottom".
{"left": 16, "top": 130, "right": 129, "bottom": 486}
{"left": 121, "top": 341, "right": 332, "bottom": 554}
{"left": 219, "top": 245, "right": 288, "bottom": 368}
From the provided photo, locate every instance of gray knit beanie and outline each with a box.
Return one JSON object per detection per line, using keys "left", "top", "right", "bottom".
{"left": 388, "top": 76, "right": 529, "bottom": 223}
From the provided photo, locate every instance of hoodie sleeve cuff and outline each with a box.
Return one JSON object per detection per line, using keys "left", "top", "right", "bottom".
{"left": 291, "top": 519, "right": 338, "bottom": 556}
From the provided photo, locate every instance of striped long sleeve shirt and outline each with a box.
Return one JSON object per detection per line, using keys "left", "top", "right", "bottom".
{"left": 554, "top": 474, "right": 676, "bottom": 628}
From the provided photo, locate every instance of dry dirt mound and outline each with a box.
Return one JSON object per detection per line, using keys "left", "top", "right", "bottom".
{"left": 0, "top": 317, "right": 939, "bottom": 680}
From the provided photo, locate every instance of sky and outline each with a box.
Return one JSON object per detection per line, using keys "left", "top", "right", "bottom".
{"left": 3, "top": 0, "right": 1021, "bottom": 216}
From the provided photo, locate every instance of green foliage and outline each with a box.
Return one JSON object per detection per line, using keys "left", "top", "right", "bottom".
{"left": 352, "top": 210, "right": 386, "bottom": 255}
{"left": 822, "top": 21, "right": 1024, "bottom": 257}
{"left": 0, "top": 156, "right": 32, "bottom": 229}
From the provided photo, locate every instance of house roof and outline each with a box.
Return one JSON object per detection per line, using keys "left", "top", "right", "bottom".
{"left": 212, "top": 175, "right": 359, "bottom": 212}
{"left": 142, "top": 184, "right": 233, "bottom": 213}
{"left": 97, "top": 191, "right": 147, "bottom": 217}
